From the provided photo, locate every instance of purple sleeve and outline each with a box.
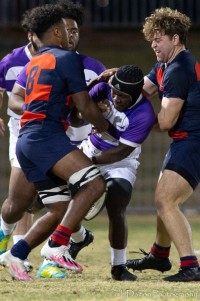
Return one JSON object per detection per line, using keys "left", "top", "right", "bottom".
{"left": 120, "top": 100, "right": 156, "bottom": 144}
{"left": 89, "top": 82, "right": 110, "bottom": 102}
{"left": 0, "top": 46, "right": 30, "bottom": 92}
{"left": 0, "top": 55, "right": 8, "bottom": 89}
{"left": 16, "top": 64, "right": 28, "bottom": 88}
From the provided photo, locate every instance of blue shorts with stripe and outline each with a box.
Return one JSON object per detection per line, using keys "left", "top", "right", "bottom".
{"left": 161, "top": 138, "right": 200, "bottom": 190}
{"left": 16, "top": 131, "right": 77, "bottom": 183}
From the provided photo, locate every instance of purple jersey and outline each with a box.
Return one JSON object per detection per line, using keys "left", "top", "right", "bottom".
{"left": 0, "top": 43, "right": 32, "bottom": 118}
{"left": 147, "top": 50, "right": 200, "bottom": 140}
{"left": 89, "top": 83, "right": 156, "bottom": 150}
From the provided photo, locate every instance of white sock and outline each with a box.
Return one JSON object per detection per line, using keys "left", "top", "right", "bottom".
{"left": 12, "top": 234, "right": 24, "bottom": 244}
{"left": 110, "top": 247, "right": 126, "bottom": 266}
{"left": 1, "top": 217, "right": 16, "bottom": 236}
{"left": 71, "top": 225, "right": 86, "bottom": 243}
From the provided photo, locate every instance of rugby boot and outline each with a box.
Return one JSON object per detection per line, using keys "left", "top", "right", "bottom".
{"left": 164, "top": 267, "right": 199, "bottom": 282}
{"left": 0, "top": 250, "right": 33, "bottom": 281}
{"left": 36, "top": 261, "right": 69, "bottom": 278}
{"left": 0, "top": 229, "right": 11, "bottom": 255}
{"left": 127, "top": 249, "right": 172, "bottom": 272}
{"left": 111, "top": 264, "right": 138, "bottom": 281}
{"left": 41, "top": 240, "right": 83, "bottom": 272}
{"left": 68, "top": 229, "right": 94, "bottom": 259}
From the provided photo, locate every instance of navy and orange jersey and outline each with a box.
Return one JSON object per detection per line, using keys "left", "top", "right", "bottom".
{"left": 147, "top": 50, "right": 200, "bottom": 140}
{"left": 20, "top": 46, "right": 87, "bottom": 135}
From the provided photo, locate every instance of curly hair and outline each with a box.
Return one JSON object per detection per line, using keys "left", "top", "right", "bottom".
{"left": 21, "top": 4, "right": 64, "bottom": 38}
{"left": 143, "top": 7, "right": 191, "bottom": 45}
{"left": 57, "top": 0, "right": 84, "bottom": 26}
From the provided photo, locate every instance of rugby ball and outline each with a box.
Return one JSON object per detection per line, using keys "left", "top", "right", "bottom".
{"left": 84, "top": 192, "right": 106, "bottom": 221}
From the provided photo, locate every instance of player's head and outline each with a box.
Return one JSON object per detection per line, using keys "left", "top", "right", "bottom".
{"left": 109, "top": 65, "right": 144, "bottom": 112}
{"left": 57, "top": 0, "right": 84, "bottom": 51}
{"left": 21, "top": 4, "right": 69, "bottom": 50}
{"left": 143, "top": 7, "right": 191, "bottom": 46}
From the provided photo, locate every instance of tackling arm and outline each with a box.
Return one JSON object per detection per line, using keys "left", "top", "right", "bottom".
{"left": 158, "top": 96, "right": 184, "bottom": 131}
{"left": 92, "top": 142, "right": 134, "bottom": 165}
{"left": 143, "top": 76, "right": 158, "bottom": 98}
{"left": 8, "top": 83, "right": 25, "bottom": 115}
{"left": 72, "top": 90, "right": 108, "bottom": 133}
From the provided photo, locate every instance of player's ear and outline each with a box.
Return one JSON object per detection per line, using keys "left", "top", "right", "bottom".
{"left": 27, "top": 32, "right": 32, "bottom": 42}
{"left": 172, "top": 34, "right": 180, "bottom": 46}
{"left": 53, "top": 25, "right": 62, "bottom": 40}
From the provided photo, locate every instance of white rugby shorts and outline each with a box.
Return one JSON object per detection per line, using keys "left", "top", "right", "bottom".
{"left": 80, "top": 138, "right": 141, "bottom": 186}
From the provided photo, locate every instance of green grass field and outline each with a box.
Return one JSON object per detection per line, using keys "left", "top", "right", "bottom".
{"left": 0, "top": 214, "right": 200, "bottom": 301}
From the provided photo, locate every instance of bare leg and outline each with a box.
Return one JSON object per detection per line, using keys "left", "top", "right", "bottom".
{"left": 155, "top": 172, "right": 172, "bottom": 247}
{"left": 155, "top": 170, "right": 194, "bottom": 257}
{"left": 2, "top": 167, "right": 37, "bottom": 224}
{"left": 24, "top": 202, "right": 68, "bottom": 249}
{"left": 156, "top": 215, "right": 171, "bottom": 247}
{"left": 106, "top": 179, "right": 132, "bottom": 249}
{"left": 12, "top": 212, "right": 34, "bottom": 243}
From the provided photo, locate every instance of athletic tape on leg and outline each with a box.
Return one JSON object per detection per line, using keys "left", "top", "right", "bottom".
{"left": 69, "top": 165, "right": 101, "bottom": 196}
{"left": 38, "top": 185, "right": 71, "bottom": 205}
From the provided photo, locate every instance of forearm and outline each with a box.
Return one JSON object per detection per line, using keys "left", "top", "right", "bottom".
{"left": 8, "top": 94, "right": 24, "bottom": 115}
{"left": 8, "top": 84, "right": 25, "bottom": 115}
{"left": 87, "top": 68, "right": 118, "bottom": 91}
{"left": 68, "top": 107, "right": 85, "bottom": 127}
{"left": 74, "top": 92, "right": 108, "bottom": 133}
{"left": 92, "top": 146, "right": 133, "bottom": 165}
{"left": 0, "top": 89, "right": 4, "bottom": 110}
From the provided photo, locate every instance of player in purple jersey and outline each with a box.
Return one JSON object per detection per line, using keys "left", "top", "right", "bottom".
{"left": 0, "top": 1, "right": 107, "bottom": 279}
{"left": 0, "top": 29, "right": 39, "bottom": 272}
{"left": 126, "top": 7, "right": 200, "bottom": 282}
{"left": 68, "top": 64, "right": 155, "bottom": 281}
{"left": 0, "top": 4, "right": 109, "bottom": 281}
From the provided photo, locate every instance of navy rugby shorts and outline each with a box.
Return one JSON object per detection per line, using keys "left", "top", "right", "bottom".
{"left": 161, "top": 139, "right": 200, "bottom": 190}
{"left": 16, "top": 131, "right": 77, "bottom": 183}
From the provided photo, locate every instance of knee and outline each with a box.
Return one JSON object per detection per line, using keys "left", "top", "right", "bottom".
{"left": 1, "top": 198, "right": 24, "bottom": 223}
{"left": 155, "top": 189, "right": 173, "bottom": 217}
{"left": 92, "top": 175, "right": 106, "bottom": 196}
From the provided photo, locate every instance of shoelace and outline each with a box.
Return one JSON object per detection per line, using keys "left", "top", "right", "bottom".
{"left": 129, "top": 248, "right": 149, "bottom": 256}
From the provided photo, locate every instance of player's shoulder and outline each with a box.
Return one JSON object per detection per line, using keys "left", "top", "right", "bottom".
{"left": 129, "top": 96, "right": 154, "bottom": 115}
{"left": 3, "top": 45, "right": 26, "bottom": 60}
{"left": 0, "top": 45, "right": 27, "bottom": 67}
{"left": 55, "top": 48, "right": 80, "bottom": 61}
{"left": 79, "top": 53, "right": 106, "bottom": 69}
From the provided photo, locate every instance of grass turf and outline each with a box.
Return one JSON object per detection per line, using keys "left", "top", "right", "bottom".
{"left": 0, "top": 214, "right": 200, "bottom": 301}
